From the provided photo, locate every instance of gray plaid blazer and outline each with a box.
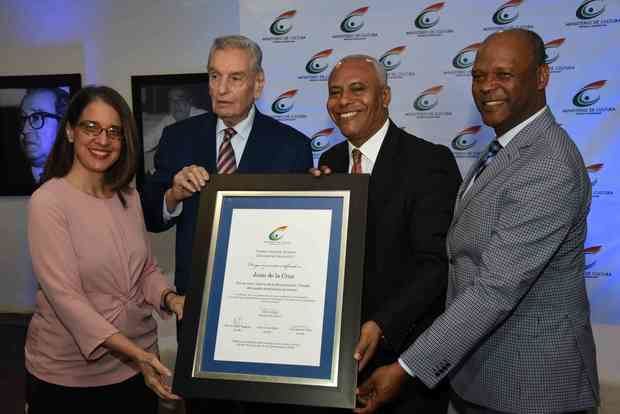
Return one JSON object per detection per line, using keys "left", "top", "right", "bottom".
{"left": 400, "top": 109, "right": 599, "bottom": 413}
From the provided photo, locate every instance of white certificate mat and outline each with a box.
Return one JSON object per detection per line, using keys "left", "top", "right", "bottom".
{"left": 214, "top": 208, "right": 332, "bottom": 366}
{"left": 192, "top": 191, "right": 353, "bottom": 388}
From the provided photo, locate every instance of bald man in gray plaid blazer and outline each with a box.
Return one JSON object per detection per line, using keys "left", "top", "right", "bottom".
{"left": 355, "top": 29, "right": 599, "bottom": 414}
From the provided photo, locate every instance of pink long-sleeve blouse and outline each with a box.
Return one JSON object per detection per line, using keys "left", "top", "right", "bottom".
{"left": 25, "top": 178, "right": 173, "bottom": 387}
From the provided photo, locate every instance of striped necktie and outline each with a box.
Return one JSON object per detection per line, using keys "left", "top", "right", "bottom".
{"left": 217, "top": 127, "right": 237, "bottom": 174}
{"left": 351, "top": 148, "right": 363, "bottom": 174}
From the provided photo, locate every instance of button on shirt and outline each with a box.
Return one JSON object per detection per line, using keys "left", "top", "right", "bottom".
{"left": 347, "top": 119, "right": 390, "bottom": 174}
{"left": 163, "top": 106, "right": 256, "bottom": 220}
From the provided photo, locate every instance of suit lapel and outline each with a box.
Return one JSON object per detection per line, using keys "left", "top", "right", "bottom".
{"left": 325, "top": 141, "right": 349, "bottom": 173}
{"left": 237, "top": 108, "right": 264, "bottom": 173}
{"left": 452, "top": 108, "right": 555, "bottom": 222}
{"left": 454, "top": 142, "right": 520, "bottom": 220}
{"left": 368, "top": 121, "right": 402, "bottom": 208}
{"left": 194, "top": 115, "right": 217, "bottom": 171}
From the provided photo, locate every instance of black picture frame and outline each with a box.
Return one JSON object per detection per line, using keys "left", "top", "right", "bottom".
{"left": 130, "top": 73, "right": 211, "bottom": 191}
{"left": 174, "top": 174, "right": 369, "bottom": 409}
{"left": 0, "top": 74, "right": 81, "bottom": 196}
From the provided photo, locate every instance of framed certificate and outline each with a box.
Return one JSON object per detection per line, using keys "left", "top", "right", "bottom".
{"left": 173, "top": 174, "right": 369, "bottom": 408}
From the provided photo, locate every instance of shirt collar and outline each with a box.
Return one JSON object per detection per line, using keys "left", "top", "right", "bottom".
{"left": 347, "top": 118, "right": 390, "bottom": 165}
{"left": 216, "top": 105, "right": 256, "bottom": 141}
{"left": 496, "top": 106, "right": 547, "bottom": 148}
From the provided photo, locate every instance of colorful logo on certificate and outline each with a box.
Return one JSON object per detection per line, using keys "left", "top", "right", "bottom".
{"left": 269, "top": 226, "right": 288, "bottom": 241}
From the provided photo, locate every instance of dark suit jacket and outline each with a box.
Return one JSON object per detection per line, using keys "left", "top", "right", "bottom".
{"left": 141, "top": 110, "right": 313, "bottom": 294}
{"left": 319, "top": 121, "right": 461, "bottom": 413}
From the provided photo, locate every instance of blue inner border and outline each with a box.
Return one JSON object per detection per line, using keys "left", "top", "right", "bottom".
{"left": 200, "top": 196, "right": 343, "bottom": 379}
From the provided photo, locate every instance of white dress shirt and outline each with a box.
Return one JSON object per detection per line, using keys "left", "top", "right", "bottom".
{"left": 347, "top": 119, "right": 390, "bottom": 174}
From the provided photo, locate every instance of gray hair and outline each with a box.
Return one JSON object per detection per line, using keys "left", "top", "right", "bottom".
{"left": 333, "top": 54, "right": 388, "bottom": 86}
{"left": 208, "top": 35, "right": 263, "bottom": 74}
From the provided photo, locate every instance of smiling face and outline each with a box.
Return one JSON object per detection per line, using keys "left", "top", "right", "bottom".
{"left": 208, "top": 47, "right": 264, "bottom": 127}
{"left": 66, "top": 99, "right": 122, "bottom": 179}
{"left": 327, "top": 58, "right": 390, "bottom": 147}
{"left": 19, "top": 89, "right": 59, "bottom": 168}
{"left": 471, "top": 31, "right": 549, "bottom": 136}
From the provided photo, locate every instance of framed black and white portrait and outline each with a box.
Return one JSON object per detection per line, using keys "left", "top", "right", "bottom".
{"left": 0, "top": 74, "right": 81, "bottom": 196}
{"left": 131, "top": 73, "right": 211, "bottom": 189}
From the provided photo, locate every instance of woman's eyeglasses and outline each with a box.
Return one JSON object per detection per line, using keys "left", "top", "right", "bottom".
{"left": 77, "top": 120, "right": 123, "bottom": 142}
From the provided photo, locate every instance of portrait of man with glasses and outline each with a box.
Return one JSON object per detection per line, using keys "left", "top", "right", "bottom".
{"left": 18, "top": 88, "right": 70, "bottom": 185}
{"left": 0, "top": 87, "right": 69, "bottom": 195}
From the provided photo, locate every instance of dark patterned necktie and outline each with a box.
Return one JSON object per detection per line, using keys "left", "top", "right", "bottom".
{"left": 351, "top": 148, "right": 363, "bottom": 174}
{"left": 217, "top": 127, "right": 237, "bottom": 174}
{"left": 474, "top": 139, "right": 502, "bottom": 180}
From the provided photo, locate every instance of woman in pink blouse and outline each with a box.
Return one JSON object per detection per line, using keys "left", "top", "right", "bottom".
{"left": 25, "top": 85, "right": 184, "bottom": 413}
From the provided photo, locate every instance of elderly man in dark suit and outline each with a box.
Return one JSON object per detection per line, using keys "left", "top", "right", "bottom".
{"left": 141, "top": 35, "right": 312, "bottom": 414}
{"left": 142, "top": 35, "right": 312, "bottom": 296}
{"left": 355, "top": 29, "right": 599, "bottom": 414}
{"left": 313, "top": 54, "right": 461, "bottom": 413}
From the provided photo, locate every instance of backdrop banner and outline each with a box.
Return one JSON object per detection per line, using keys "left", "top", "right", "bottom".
{"left": 240, "top": 0, "right": 620, "bottom": 324}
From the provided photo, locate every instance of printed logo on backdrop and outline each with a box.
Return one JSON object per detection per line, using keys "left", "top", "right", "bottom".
{"left": 587, "top": 163, "right": 614, "bottom": 198}
{"left": 583, "top": 245, "right": 612, "bottom": 278}
{"left": 309, "top": 128, "right": 335, "bottom": 161}
{"left": 483, "top": 0, "right": 533, "bottom": 32}
{"left": 263, "top": 10, "right": 307, "bottom": 43}
{"left": 379, "top": 46, "right": 415, "bottom": 80}
{"left": 562, "top": 80, "right": 616, "bottom": 115}
{"left": 332, "top": 7, "right": 379, "bottom": 40}
{"left": 544, "top": 38, "right": 575, "bottom": 74}
{"left": 450, "top": 126, "right": 484, "bottom": 158}
{"left": 407, "top": 2, "right": 454, "bottom": 37}
{"left": 444, "top": 43, "right": 481, "bottom": 76}
{"left": 566, "top": 1, "right": 619, "bottom": 28}
{"left": 299, "top": 49, "right": 334, "bottom": 82}
{"left": 405, "top": 85, "right": 453, "bottom": 119}
{"left": 270, "top": 89, "right": 307, "bottom": 122}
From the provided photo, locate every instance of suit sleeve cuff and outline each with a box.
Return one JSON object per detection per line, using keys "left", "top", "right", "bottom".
{"left": 162, "top": 198, "right": 183, "bottom": 222}
{"left": 398, "top": 358, "right": 415, "bottom": 378}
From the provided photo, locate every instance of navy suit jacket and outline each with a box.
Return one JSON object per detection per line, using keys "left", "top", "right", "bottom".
{"left": 319, "top": 121, "right": 461, "bottom": 413}
{"left": 141, "top": 109, "right": 313, "bottom": 294}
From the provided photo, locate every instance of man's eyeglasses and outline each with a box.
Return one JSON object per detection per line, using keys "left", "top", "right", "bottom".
{"left": 20, "top": 111, "right": 61, "bottom": 130}
{"left": 77, "top": 120, "right": 123, "bottom": 142}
